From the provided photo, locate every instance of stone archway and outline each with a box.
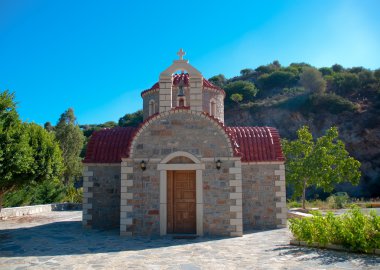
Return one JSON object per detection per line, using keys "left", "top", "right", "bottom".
{"left": 157, "top": 151, "right": 205, "bottom": 236}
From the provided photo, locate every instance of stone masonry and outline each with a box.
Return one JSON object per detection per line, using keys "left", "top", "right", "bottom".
{"left": 241, "top": 163, "right": 287, "bottom": 230}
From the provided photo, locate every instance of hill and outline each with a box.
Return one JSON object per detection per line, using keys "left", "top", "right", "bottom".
{"left": 218, "top": 62, "right": 380, "bottom": 198}
{"left": 81, "top": 62, "right": 380, "bottom": 198}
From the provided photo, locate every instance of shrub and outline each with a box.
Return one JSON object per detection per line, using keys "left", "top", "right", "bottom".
{"left": 63, "top": 184, "right": 83, "bottom": 203}
{"left": 289, "top": 206, "right": 380, "bottom": 252}
{"left": 327, "top": 193, "right": 349, "bottom": 209}
{"left": 288, "top": 200, "right": 302, "bottom": 208}
{"left": 307, "top": 93, "right": 357, "bottom": 114}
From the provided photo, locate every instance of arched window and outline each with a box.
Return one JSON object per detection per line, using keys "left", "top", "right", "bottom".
{"left": 149, "top": 100, "right": 156, "bottom": 116}
{"left": 176, "top": 96, "right": 186, "bottom": 107}
{"left": 210, "top": 99, "right": 216, "bottom": 116}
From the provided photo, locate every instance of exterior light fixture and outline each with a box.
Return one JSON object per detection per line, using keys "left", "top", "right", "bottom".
{"left": 140, "top": 160, "right": 146, "bottom": 171}
{"left": 216, "top": 159, "right": 222, "bottom": 170}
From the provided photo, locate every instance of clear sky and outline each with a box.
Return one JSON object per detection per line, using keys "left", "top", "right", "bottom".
{"left": 1, "top": 0, "right": 379, "bottom": 125}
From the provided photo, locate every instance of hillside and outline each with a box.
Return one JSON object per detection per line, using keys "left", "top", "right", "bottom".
{"left": 82, "top": 62, "right": 380, "bottom": 198}
{"left": 217, "top": 63, "right": 380, "bottom": 198}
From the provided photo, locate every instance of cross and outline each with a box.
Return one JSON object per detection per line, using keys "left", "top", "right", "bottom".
{"left": 177, "top": 48, "right": 186, "bottom": 60}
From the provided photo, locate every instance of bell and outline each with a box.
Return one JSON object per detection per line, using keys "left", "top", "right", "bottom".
{"left": 177, "top": 80, "right": 185, "bottom": 97}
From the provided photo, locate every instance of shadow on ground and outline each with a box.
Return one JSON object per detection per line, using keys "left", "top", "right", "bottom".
{"left": 268, "top": 245, "right": 380, "bottom": 267}
{"left": 0, "top": 220, "right": 249, "bottom": 257}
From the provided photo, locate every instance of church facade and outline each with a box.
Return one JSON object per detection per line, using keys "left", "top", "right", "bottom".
{"left": 82, "top": 50, "right": 287, "bottom": 237}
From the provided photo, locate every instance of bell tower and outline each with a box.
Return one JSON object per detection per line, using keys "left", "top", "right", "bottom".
{"left": 158, "top": 49, "right": 203, "bottom": 113}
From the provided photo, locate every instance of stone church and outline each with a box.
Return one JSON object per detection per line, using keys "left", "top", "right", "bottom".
{"left": 82, "top": 50, "right": 286, "bottom": 237}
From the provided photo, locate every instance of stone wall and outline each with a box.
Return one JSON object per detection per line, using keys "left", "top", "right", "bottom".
{"left": 202, "top": 88, "right": 224, "bottom": 123}
{"left": 241, "top": 163, "right": 286, "bottom": 230}
{"left": 131, "top": 110, "right": 232, "bottom": 159}
{"left": 121, "top": 160, "right": 161, "bottom": 236}
{"left": 202, "top": 159, "right": 242, "bottom": 236}
{"left": 83, "top": 164, "right": 121, "bottom": 229}
{"left": 120, "top": 111, "right": 242, "bottom": 237}
{"left": 0, "top": 203, "right": 81, "bottom": 219}
{"left": 142, "top": 91, "right": 159, "bottom": 120}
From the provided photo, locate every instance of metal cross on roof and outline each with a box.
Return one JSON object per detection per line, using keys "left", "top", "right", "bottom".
{"left": 177, "top": 48, "right": 186, "bottom": 60}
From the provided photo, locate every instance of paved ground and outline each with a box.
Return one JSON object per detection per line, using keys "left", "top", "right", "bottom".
{"left": 0, "top": 211, "right": 379, "bottom": 270}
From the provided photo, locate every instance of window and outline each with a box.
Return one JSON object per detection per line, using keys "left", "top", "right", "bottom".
{"left": 149, "top": 100, "right": 156, "bottom": 116}
{"left": 210, "top": 99, "right": 216, "bottom": 116}
{"left": 179, "top": 98, "right": 185, "bottom": 107}
{"left": 176, "top": 96, "right": 186, "bottom": 107}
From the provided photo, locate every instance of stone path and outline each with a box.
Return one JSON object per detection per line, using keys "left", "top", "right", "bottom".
{"left": 0, "top": 211, "right": 379, "bottom": 269}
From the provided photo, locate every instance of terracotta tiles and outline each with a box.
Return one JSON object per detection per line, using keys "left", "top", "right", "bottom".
{"left": 84, "top": 119, "right": 284, "bottom": 163}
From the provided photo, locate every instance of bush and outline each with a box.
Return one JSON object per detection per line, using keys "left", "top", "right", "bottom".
{"left": 289, "top": 206, "right": 380, "bottom": 252}
{"left": 63, "top": 184, "right": 83, "bottom": 203}
{"left": 288, "top": 200, "right": 302, "bottom": 208}
{"left": 327, "top": 192, "right": 349, "bottom": 209}
{"left": 307, "top": 93, "right": 357, "bottom": 114}
{"left": 3, "top": 179, "right": 66, "bottom": 207}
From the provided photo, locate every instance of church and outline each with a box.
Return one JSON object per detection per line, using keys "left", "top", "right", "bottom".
{"left": 82, "top": 50, "right": 287, "bottom": 237}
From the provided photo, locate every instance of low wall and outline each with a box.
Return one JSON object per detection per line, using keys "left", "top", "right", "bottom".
{"left": 0, "top": 203, "right": 82, "bottom": 219}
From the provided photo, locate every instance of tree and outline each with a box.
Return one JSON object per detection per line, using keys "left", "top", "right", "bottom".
{"left": 299, "top": 67, "right": 326, "bottom": 94}
{"left": 0, "top": 91, "right": 33, "bottom": 206}
{"left": 224, "top": 81, "right": 258, "bottom": 107}
{"left": 118, "top": 110, "right": 143, "bottom": 127}
{"left": 25, "top": 123, "right": 64, "bottom": 183}
{"left": 0, "top": 91, "right": 63, "bottom": 208}
{"left": 44, "top": 121, "right": 54, "bottom": 132}
{"left": 331, "top": 72, "right": 360, "bottom": 96}
{"left": 55, "top": 108, "right": 84, "bottom": 185}
{"left": 230, "top": 93, "right": 243, "bottom": 106}
{"left": 257, "top": 71, "right": 298, "bottom": 91}
{"left": 332, "top": 64, "right": 344, "bottom": 73}
{"left": 240, "top": 68, "right": 254, "bottom": 76}
{"left": 208, "top": 74, "right": 227, "bottom": 88}
{"left": 282, "top": 126, "right": 361, "bottom": 209}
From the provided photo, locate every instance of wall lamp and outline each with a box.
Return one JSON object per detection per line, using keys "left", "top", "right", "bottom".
{"left": 140, "top": 160, "right": 146, "bottom": 171}
{"left": 216, "top": 159, "right": 222, "bottom": 170}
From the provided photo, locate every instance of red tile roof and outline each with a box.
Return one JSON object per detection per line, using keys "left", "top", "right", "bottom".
{"left": 83, "top": 127, "right": 137, "bottom": 163}
{"left": 226, "top": 127, "right": 284, "bottom": 162}
{"left": 141, "top": 73, "right": 225, "bottom": 97}
{"left": 83, "top": 118, "right": 284, "bottom": 163}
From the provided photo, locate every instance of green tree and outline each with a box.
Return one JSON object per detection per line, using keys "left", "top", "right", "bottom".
{"left": 0, "top": 91, "right": 33, "bottom": 206}
{"left": 331, "top": 72, "right": 360, "bottom": 95}
{"left": 224, "top": 81, "right": 258, "bottom": 107}
{"left": 44, "top": 121, "right": 54, "bottom": 132}
{"left": 299, "top": 67, "right": 326, "bottom": 94}
{"left": 208, "top": 74, "right": 227, "bottom": 88}
{"left": 230, "top": 93, "right": 243, "bottom": 107}
{"left": 282, "top": 126, "right": 361, "bottom": 209}
{"left": 240, "top": 68, "right": 254, "bottom": 76}
{"left": 0, "top": 91, "right": 63, "bottom": 208}
{"left": 257, "top": 71, "right": 298, "bottom": 91}
{"left": 55, "top": 108, "right": 84, "bottom": 185}
{"left": 118, "top": 110, "right": 143, "bottom": 127}
{"left": 25, "top": 123, "right": 64, "bottom": 183}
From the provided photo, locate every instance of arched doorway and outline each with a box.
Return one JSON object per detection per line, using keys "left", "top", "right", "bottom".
{"left": 157, "top": 151, "right": 205, "bottom": 236}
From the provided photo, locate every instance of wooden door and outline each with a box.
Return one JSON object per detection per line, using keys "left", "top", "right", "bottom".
{"left": 167, "top": 171, "right": 196, "bottom": 234}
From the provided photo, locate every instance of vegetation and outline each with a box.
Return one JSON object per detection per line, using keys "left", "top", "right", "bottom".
{"left": 282, "top": 126, "right": 361, "bottom": 209}
{"left": 224, "top": 81, "right": 258, "bottom": 108}
{"left": 55, "top": 108, "right": 85, "bottom": 185}
{"left": 0, "top": 91, "right": 64, "bottom": 208}
{"left": 289, "top": 206, "right": 380, "bottom": 253}
{"left": 118, "top": 110, "right": 143, "bottom": 127}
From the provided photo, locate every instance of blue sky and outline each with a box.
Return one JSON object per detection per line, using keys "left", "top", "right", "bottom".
{"left": 1, "top": 0, "right": 379, "bottom": 125}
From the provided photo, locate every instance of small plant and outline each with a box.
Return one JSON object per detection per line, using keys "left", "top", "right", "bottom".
{"left": 63, "top": 184, "right": 83, "bottom": 203}
{"left": 327, "top": 192, "right": 349, "bottom": 209}
{"left": 287, "top": 200, "right": 302, "bottom": 208}
{"left": 289, "top": 206, "right": 380, "bottom": 253}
